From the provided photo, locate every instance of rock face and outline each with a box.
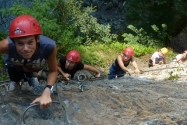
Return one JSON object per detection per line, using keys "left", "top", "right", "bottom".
{"left": 1, "top": 63, "right": 187, "bottom": 125}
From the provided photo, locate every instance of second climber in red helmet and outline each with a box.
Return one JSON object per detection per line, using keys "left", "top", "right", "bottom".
{"left": 108, "top": 47, "right": 140, "bottom": 80}
{"left": 57, "top": 50, "right": 100, "bottom": 83}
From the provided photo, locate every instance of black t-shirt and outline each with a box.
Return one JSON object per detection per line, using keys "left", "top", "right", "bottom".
{"left": 112, "top": 58, "right": 132, "bottom": 70}
{"left": 59, "top": 56, "right": 84, "bottom": 78}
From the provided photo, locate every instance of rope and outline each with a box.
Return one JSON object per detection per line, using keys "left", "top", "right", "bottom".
{"left": 21, "top": 101, "right": 60, "bottom": 124}
{"left": 140, "top": 66, "right": 184, "bottom": 74}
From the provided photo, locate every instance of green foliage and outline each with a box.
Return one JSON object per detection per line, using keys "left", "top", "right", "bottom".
{"left": 131, "top": 45, "right": 154, "bottom": 57}
{"left": 122, "top": 24, "right": 171, "bottom": 47}
{"left": 165, "top": 49, "right": 178, "bottom": 62}
{"left": 0, "top": 31, "right": 8, "bottom": 40}
{"left": 125, "top": 0, "right": 187, "bottom": 41}
{"left": 168, "top": 71, "right": 179, "bottom": 81}
{"left": 72, "top": 6, "right": 117, "bottom": 45}
{"left": 0, "top": 73, "right": 9, "bottom": 81}
{"left": 107, "top": 42, "right": 155, "bottom": 57}
{"left": 0, "top": 31, "right": 7, "bottom": 67}
{"left": 56, "top": 26, "right": 83, "bottom": 57}
{"left": 0, "top": 55, "right": 5, "bottom": 67}
{"left": 176, "top": 67, "right": 184, "bottom": 72}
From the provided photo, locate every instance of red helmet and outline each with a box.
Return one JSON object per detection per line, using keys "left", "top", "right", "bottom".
{"left": 123, "top": 47, "right": 134, "bottom": 56}
{"left": 66, "top": 50, "right": 81, "bottom": 62}
{"left": 9, "top": 15, "right": 42, "bottom": 38}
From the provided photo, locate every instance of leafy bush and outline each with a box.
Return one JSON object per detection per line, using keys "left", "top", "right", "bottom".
{"left": 72, "top": 7, "right": 117, "bottom": 45}
{"left": 122, "top": 24, "right": 172, "bottom": 47}
{"left": 0, "top": 31, "right": 8, "bottom": 40}
{"left": 125, "top": 0, "right": 187, "bottom": 41}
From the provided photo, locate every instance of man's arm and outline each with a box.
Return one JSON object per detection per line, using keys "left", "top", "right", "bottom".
{"left": 45, "top": 45, "right": 57, "bottom": 86}
{"left": 83, "top": 64, "right": 100, "bottom": 77}
{"left": 152, "top": 57, "right": 160, "bottom": 66}
{"left": 0, "top": 38, "right": 9, "bottom": 54}
{"left": 131, "top": 57, "right": 140, "bottom": 73}
{"left": 163, "top": 57, "right": 166, "bottom": 64}
{"left": 57, "top": 61, "right": 71, "bottom": 79}
{"left": 31, "top": 45, "right": 57, "bottom": 109}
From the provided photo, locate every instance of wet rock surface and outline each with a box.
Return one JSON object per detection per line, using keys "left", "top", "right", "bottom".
{"left": 1, "top": 63, "right": 187, "bottom": 125}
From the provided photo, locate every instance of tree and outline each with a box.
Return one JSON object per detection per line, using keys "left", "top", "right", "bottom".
{"left": 125, "top": 0, "right": 187, "bottom": 44}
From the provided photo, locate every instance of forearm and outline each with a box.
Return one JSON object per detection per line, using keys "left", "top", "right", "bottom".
{"left": 46, "top": 71, "right": 57, "bottom": 86}
{"left": 163, "top": 58, "right": 166, "bottom": 64}
{"left": 84, "top": 65, "right": 100, "bottom": 74}
{"left": 152, "top": 60, "right": 159, "bottom": 66}
{"left": 153, "top": 63, "right": 159, "bottom": 66}
{"left": 132, "top": 62, "right": 139, "bottom": 69}
{"left": 90, "top": 67, "right": 100, "bottom": 74}
{"left": 121, "top": 66, "right": 129, "bottom": 72}
{"left": 57, "top": 66, "right": 66, "bottom": 76}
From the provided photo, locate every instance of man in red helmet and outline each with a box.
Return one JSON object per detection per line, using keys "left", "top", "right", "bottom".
{"left": 0, "top": 15, "right": 57, "bottom": 109}
{"left": 57, "top": 50, "right": 100, "bottom": 83}
{"left": 108, "top": 47, "right": 140, "bottom": 80}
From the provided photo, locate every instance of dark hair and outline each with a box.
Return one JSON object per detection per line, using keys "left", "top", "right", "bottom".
{"left": 11, "top": 35, "right": 39, "bottom": 43}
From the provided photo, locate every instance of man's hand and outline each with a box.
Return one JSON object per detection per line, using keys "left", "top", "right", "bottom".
{"left": 127, "top": 69, "right": 134, "bottom": 75}
{"left": 95, "top": 72, "right": 100, "bottom": 77}
{"left": 63, "top": 73, "right": 71, "bottom": 79}
{"left": 134, "top": 69, "right": 140, "bottom": 74}
{"left": 60, "top": 74, "right": 70, "bottom": 85}
{"left": 159, "top": 61, "right": 163, "bottom": 64}
{"left": 30, "top": 88, "right": 52, "bottom": 109}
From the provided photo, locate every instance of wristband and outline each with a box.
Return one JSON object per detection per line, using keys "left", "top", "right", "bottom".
{"left": 44, "top": 85, "right": 53, "bottom": 94}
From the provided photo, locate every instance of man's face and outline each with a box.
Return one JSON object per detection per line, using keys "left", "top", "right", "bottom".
{"left": 65, "top": 59, "right": 76, "bottom": 70}
{"left": 123, "top": 54, "right": 131, "bottom": 61}
{"left": 14, "top": 35, "right": 38, "bottom": 59}
{"left": 182, "top": 53, "right": 187, "bottom": 59}
{"left": 159, "top": 52, "right": 164, "bottom": 57}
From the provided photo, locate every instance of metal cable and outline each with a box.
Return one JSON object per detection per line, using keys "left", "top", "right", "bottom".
{"left": 21, "top": 79, "right": 69, "bottom": 125}
{"left": 21, "top": 101, "right": 60, "bottom": 124}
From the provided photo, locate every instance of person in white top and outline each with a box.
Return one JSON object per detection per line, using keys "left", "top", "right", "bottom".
{"left": 148, "top": 47, "right": 168, "bottom": 67}
{"left": 173, "top": 50, "right": 187, "bottom": 63}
